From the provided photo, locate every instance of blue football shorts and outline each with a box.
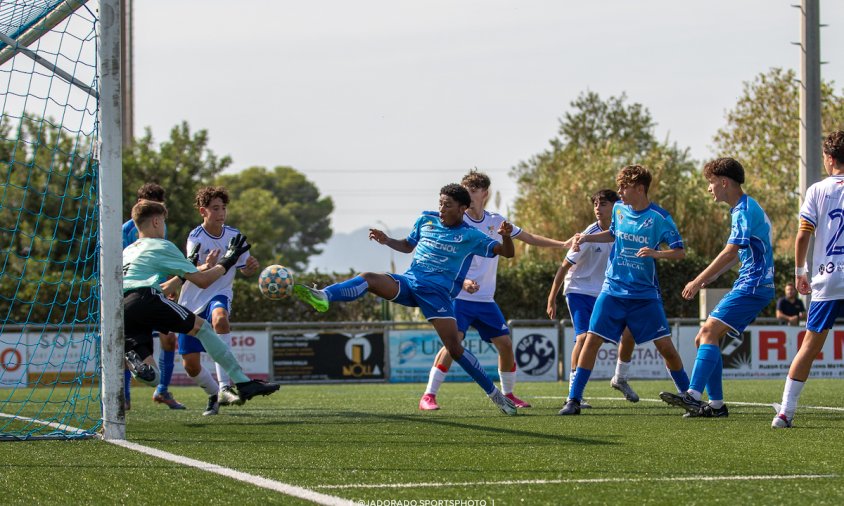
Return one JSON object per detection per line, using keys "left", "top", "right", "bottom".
{"left": 708, "top": 288, "right": 772, "bottom": 335}
{"left": 454, "top": 298, "right": 509, "bottom": 342}
{"left": 589, "top": 292, "right": 670, "bottom": 345}
{"left": 388, "top": 273, "right": 455, "bottom": 320}
{"left": 806, "top": 299, "right": 844, "bottom": 332}
{"left": 566, "top": 292, "right": 597, "bottom": 341}
{"left": 178, "top": 294, "right": 230, "bottom": 355}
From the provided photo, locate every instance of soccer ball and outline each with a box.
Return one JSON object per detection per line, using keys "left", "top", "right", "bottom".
{"left": 258, "top": 264, "right": 294, "bottom": 300}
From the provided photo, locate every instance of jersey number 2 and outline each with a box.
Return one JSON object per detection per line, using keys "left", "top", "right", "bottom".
{"left": 826, "top": 209, "right": 844, "bottom": 256}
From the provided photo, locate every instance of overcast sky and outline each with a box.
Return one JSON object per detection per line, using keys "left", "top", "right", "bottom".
{"left": 134, "top": 1, "right": 844, "bottom": 235}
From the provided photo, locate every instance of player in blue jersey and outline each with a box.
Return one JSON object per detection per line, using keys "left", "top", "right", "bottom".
{"left": 121, "top": 183, "right": 184, "bottom": 410}
{"left": 293, "top": 184, "right": 519, "bottom": 415}
{"left": 660, "top": 158, "right": 774, "bottom": 418}
{"left": 547, "top": 189, "right": 640, "bottom": 405}
{"left": 560, "top": 165, "right": 690, "bottom": 416}
{"left": 419, "top": 170, "right": 570, "bottom": 411}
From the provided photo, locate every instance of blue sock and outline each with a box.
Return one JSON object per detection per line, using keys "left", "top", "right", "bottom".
{"left": 157, "top": 349, "right": 175, "bottom": 394}
{"left": 689, "top": 344, "right": 721, "bottom": 393}
{"left": 455, "top": 349, "right": 495, "bottom": 394}
{"left": 324, "top": 276, "right": 369, "bottom": 302}
{"left": 705, "top": 352, "right": 724, "bottom": 401}
{"left": 123, "top": 369, "right": 132, "bottom": 402}
{"left": 669, "top": 368, "right": 690, "bottom": 393}
{"left": 568, "top": 367, "right": 592, "bottom": 401}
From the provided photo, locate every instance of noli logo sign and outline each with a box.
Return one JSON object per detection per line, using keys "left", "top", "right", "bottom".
{"left": 343, "top": 336, "right": 382, "bottom": 378}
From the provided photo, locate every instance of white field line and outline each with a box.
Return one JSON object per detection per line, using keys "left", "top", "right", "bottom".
{"left": 1, "top": 412, "right": 353, "bottom": 505}
{"left": 316, "top": 474, "right": 839, "bottom": 490}
{"left": 533, "top": 396, "right": 844, "bottom": 412}
{"left": 106, "top": 439, "right": 353, "bottom": 506}
{"left": 0, "top": 411, "right": 90, "bottom": 434}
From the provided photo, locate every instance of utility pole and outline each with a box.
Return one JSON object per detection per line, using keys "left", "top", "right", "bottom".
{"left": 797, "top": 0, "right": 822, "bottom": 310}
{"left": 120, "top": 0, "right": 133, "bottom": 147}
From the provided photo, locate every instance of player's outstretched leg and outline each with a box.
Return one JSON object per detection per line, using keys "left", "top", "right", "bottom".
{"left": 192, "top": 320, "right": 281, "bottom": 402}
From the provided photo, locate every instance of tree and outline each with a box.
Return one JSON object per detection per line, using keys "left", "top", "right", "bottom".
{"left": 216, "top": 166, "right": 333, "bottom": 271}
{"left": 713, "top": 68, "right": 844, "bottom": 251}
{"left": 510, "top": 92, "right": 726, "bottom": 261}
{"left": 122, "top": 121, "right": 231, "bottom": 245}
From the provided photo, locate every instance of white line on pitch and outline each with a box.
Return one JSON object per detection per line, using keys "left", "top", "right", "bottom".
{"left": 0, "top": 412, "right": 352, "bottom": 505}
{"left": 108, "top": 439, "right": 353, "bottom": 505}
{"left": 316, "top": 473, "right": 839, "bottom": 490}
{"left": 531, "top": 396, "right": 844, "bottom": 412}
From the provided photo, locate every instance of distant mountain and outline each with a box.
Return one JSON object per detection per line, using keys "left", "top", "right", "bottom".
{"left": 307, "top": 226, "right": 413, "bottom": 274}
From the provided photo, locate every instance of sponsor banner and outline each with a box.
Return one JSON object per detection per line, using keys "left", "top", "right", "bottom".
{"left": 561, "top": 326, "right": 681, "bottom": 380}
{"left": 27, "top": 330, "right": 99, "bottom": 384}
{"left": 389, "top": 329, "right": 498, "bottom": 383}
{"left": 272, "top": 332, "right": 385, "bottom": 382}
{"left": 676, "top": 325, "right": 844, "bottom": 379}
{"left": 0, "top": 342, "right": 27, "bottom": 387}
{"left": 511, "top": 327, "right": 558, "bottom": 382}
{"left": 167, "top": 330, "right": 271, "bottom": 385}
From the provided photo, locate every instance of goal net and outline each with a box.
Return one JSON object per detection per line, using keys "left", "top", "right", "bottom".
{"left": 0, "top": 0, "right": 105, "bottom": 440}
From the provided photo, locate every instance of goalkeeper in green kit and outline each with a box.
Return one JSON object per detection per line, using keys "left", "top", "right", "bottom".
{"left": 121, "top": 199, "right": 280, "bottom": 402}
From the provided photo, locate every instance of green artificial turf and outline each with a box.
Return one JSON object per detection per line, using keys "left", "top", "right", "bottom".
{"left": 2, "top": 380, "right": 843, "bottom": 505}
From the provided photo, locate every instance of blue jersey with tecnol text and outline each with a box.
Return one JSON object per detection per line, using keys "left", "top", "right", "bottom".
{"left": 604, "top": 202, "right": 684, "bottom": 300}
{"left": 405, "top": 211, "right": 500, "bottom": 298}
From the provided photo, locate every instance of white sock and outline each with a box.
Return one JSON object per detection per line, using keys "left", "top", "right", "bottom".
{"left": 709, "top": 399, "right": 725, "bottom": 409}
{"left": 614, "top": 360, "right": 631, "bottom": 381}
{"left": 688, "top": 389, "right": 703, "bottom": 401}
{"left": 781, "top": 377, "right": 805, "bottom": 419}
{"left": 425, "top": 366, "right": 447, "bottom": 395}
{"left": 190, "top": 366, "right": 219, "bottom": 396}
{"left": 499, "top": 370, "right": 516, "bottom": 395}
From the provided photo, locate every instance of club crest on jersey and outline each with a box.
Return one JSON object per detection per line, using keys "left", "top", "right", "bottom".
{"left": 641, "top": 217, "right": 654, "bottom": 229}
{"left": 616, "top": 209, "right": 624, "bottom": 222}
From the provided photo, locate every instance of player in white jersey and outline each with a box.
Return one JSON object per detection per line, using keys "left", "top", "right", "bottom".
{"left": 419, "top": 170, "right": 569, "bottom": 411}
{"left": 177, "top": 187, "right": 260, "bottom": 415}
{"left": 547, "top": 190, "right": 640, "bottom": 404}
{"left": 773, "top": 130, "right": 844, "bottom": 428}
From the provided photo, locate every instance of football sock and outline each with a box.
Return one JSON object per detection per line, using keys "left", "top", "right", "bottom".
{"left": 781, "top": 377, "right": 805, "bottom": 419}
{"left": 190, "top": 366, "right": 219, "bottom": 396}
{"left": 215, "top": 333, "right": 233, "bottom": 387}
{"left": 425, "top": 365, "right": 447, "bottom": 395}
{"left": 614, "top": 359, "right": 631, "bottom": 381}
{"left": 689, "top": 344, "right": 720, "bottom": 395}
{"left": 499, "top": 369, "right": 516, "bottom": 395}
{"left": 705, "top": 352, "right": 724, "bottom": 403}
{"left": 455, "top": 349, "right": 495, "bottom": 395}
{"left": 669, "top": 367, "right": 690, "bottom": 393}
{"left": 324, "top": 276, "right": 369, "bottom": 302}
{"left": 569, "top": 369, "right": 577, "bottom": 384}
{"left": 156, "top": 349, "right": 175, "bottom": 394}
{"left": 195, "top": 321, "right": 250, "bottom": 384}
{"left": 568, "top": 367, "right": 592, "bottom": 401}
{"left": 123, "top": 369, "right": 131, "bottom": 402}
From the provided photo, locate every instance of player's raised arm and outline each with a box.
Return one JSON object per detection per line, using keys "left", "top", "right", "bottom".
{"left": 516, "top": 230, "right": 572, "bottom": 249}
{"left": 493, "top": 221, "right": 514, "bottom": 258}
{"left": 369, "top": 228, "right": 415, "bottom": 253}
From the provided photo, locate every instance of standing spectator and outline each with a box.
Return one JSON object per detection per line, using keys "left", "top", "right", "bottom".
{"left": 776, "top": 283, "right": 806, "bottom": 326}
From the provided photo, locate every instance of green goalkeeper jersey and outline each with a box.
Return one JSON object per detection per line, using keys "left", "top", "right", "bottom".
{"left": 122, "top": 238, "right": 197, "bottom": 293}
